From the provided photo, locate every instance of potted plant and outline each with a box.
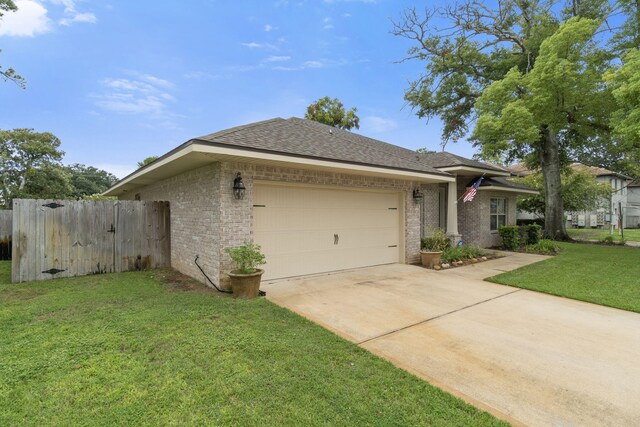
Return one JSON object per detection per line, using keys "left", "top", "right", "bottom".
{"left": 225, "top": 243, "right": 266, "bottom": 299}
{"left": 420, "top": 228, "right": 450, "bottom": 268}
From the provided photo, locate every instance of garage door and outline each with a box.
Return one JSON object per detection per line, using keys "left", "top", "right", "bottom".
{"left": 253, "top": 183, "right": 401, "bottom": 280}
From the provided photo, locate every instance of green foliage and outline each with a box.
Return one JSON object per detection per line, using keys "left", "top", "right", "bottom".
{"left": 415, "top": 147, "right": 435, "bottom": 154}
{"left": 305, "top": 96, "right": 360, "bottom": 130}
{"left": 0, "top": 128, "right": 65, "bottom": 208}
{"left": 66, "top": 163, "right": 118, "bottom": 198}
{"left": 525, "top": 239, "right": 560, "bottom": 254}
{"left": 488, "top": 242, "right": 640, "bottom": 313}
{"left": 421, "top": 228, "right": 450, "bottom": 252}
{"left": 517, "top": 168, "right": 611, "bottom": 216}
{"left": 499, "top": 226, "right": 521, "bottom": 250}
{"left": 225, "top": 243, "right": 266, "bottom": 274}
{"left": 441, "top": 246, "right": 485, "bottom": 263}
{"left": 526, "top": 224, "right": 542, "bottom": 245}
{"left": 137, "top": 156, "right": 159, "bottom": 168}
{"left": 1, "top": 2, "right": 26, "bottom": 89}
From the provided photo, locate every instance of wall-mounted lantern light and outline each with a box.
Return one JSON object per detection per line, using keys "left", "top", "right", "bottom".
{"left": 233, "top": 172, "right": 246, "bottom": 200}
{"left": 413, "top": 188, "right": 424, "bottom": 203}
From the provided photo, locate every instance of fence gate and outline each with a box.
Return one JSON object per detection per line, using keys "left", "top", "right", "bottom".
{"left": 0, "top": 210, "right": 11, "bottom": 261}
{"left": 11, "top": 200, "right": 170, "bottom": 283}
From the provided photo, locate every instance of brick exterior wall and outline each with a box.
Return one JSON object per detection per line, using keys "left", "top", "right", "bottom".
{"left": 420, "top": 183, "right": 444, "bottom": 236}
{"left": 456, "top": 176, "right": 518, "bottom": 248}
{"left": 124, "top": 160, "right": 436, "bottom": 286}
{"left": 122, "top": 164, "right": 222, "bottom": 284}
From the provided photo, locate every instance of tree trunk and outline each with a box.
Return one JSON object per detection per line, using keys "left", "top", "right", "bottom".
{"left": 540, "top": 126, "right": 569, "bottom": 240}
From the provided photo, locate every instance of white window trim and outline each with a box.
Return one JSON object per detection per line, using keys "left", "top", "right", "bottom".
{"left": 490, "top": 197, "right": 507, "bottom": 232}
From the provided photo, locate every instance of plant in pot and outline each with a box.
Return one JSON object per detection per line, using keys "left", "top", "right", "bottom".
{"left": 420, "top": 228, "right": 451, "bottom": 268}
{"left": 225, "top": 243, "right": 266, "bottom": 299}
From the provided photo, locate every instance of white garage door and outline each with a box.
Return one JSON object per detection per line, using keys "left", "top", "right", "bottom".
{"left": 253, "top": 183, "right": 401, "bottom": 280}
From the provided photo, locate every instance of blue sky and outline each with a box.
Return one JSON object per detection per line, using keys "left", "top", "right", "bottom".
{"left": 0, "top": 0, "right": 477, "bottom": 178}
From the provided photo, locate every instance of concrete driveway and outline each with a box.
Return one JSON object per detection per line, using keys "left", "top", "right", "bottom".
{"left": 264, "top": 254, "right": 640, "bottom": 426}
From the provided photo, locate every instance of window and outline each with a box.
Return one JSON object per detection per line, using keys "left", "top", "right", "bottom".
{"left": 490, "top": 198, "right": 507, "bottom": 231}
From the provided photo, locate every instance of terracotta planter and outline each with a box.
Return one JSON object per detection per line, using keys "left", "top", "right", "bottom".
{"left": 227, "top": 269, "right": 264, "bottom": 299}
{"left": 420, "top": 251, "right": 443, "bottom": 269}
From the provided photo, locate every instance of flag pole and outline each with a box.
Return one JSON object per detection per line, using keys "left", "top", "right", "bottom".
{"left": 457, "top": 173, "right": 486, "bottom": 202}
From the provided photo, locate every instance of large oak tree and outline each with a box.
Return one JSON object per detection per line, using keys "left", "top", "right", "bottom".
{"left": 393, "top": 0, "right": 639, "bottom": 240}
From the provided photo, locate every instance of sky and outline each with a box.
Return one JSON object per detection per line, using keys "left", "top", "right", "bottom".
{"left": 0, "top": 0, "right": 478, "bottom": 178}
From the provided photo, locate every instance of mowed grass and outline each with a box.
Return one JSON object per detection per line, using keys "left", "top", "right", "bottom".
{"left": 568, "top": 228, "right": 640, "bottom": 242}
{"left": 0, "top": 262, "right": 504, "bottom": 427}
{"left": 488, "top": 242, "right": 640, "bottom": 313}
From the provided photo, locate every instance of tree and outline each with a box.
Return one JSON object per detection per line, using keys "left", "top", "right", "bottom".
{"left": 0, "top": 129, "right": 65, "bottom": 208}
{"left": 392, "top": 1, "right": 626, "bottom": 240}
{"left": 138, "top": 156, "right": 158, "bottom": 168}
{"left": 517, "top": 168, "right": 611, "bottom": 217}
{"left": 14, "top": 163, "right": 73, "bottom": 201}
{"left": 305, "top": 97, "right": 360, "bottom": 130}
{"left": 416, "top": 147, "right": 435, "bottom": 154}
{"left": 66, "top": 164, "right": 118, "bottom": 198}
{"left": 0, "top": 0, "right": 25, "bottom": 89}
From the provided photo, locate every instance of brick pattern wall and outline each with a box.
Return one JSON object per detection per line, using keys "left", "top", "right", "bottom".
{"left": 456, "top": 177, "right": 518, "bottom": 247}
{"left": 420, "top": 183, "right": 443, "bottom": 236}
{"left": 124, "top": 160, "right": 436, "bottom": 285}
{"left": 122, "top": 164, "right": 221, "bottom": 285}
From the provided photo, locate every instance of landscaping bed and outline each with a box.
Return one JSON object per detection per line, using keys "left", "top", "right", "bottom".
{"left": 0, "top": 262, "right": 504, "bottom": 426}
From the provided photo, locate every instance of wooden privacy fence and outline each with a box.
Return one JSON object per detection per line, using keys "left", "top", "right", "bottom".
{"left": 12, "top": 200, "right": 170, "bottom": 283}
{"left": 0, "top": 210, "right": 11, "bottom": 261}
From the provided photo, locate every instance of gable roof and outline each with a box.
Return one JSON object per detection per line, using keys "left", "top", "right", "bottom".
{"left": 417, "top": 151, "right": 510, "bottom": 175}
{"left": 193, "top": 117, "right": 449, "bottom": 176}
{"left": 104, "top": 117, "right": 456, "bottom": 196}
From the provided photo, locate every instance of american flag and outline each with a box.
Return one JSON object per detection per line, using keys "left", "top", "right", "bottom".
{"left": 462, "top": 176, "right": 484, "bottom": 203}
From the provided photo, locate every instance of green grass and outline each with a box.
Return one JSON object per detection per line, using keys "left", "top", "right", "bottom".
{"left": 568, "top": 228, "right": 640, "bottom": 242}
{"left": 488, "top": 242, "right": 640, "bottom": 313}
{"left": 0, "top": 262, "right": 503, "bottom": 426}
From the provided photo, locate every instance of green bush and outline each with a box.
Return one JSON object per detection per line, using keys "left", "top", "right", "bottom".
{"left": 421, "top": 228, "right": 451, "bottom": 252}
{"left": 524, "top": 239, "right": 560, "bottom": 255}
{"left": 441, "top": 246, "right": 485, "bottom": 263}
{"left": 498, "top": 226, "right": 521, "bottom": 250}
{"left": 225, "top": 243, "right": 266, "bottom": 274}
{"left": 526, "top": 224, "right": 542, "bottom": 245}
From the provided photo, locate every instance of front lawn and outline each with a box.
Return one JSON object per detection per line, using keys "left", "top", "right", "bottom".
{"left": 488, "top": 242, "right": 640, "bottom": 313}
{"left": 0, "top": 262, "right": 503, "bottom": 426}
{"left": 568, "top": 227, "right": 640, "bottom": 243}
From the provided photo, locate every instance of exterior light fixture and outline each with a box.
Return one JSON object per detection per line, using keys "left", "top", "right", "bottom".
{"left": 233, "top": 172, "right": 246, "bottom": 200}
{"left": 413, "top": 188, "right": 424, "bottom": 203}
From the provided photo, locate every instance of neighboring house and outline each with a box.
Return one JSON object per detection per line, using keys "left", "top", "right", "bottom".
{"left": 104, "top": 118, "right": 535, "bottom": 285}
{"left": 628, "top": 182, "right": 640, "bottom": 228}
{"left": 508, "top": 162, "right": 635, "bottom": 229}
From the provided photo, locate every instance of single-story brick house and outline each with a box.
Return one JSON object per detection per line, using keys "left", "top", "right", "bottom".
{"left": 105, "top": 117, "right": 536, "bottom": 286}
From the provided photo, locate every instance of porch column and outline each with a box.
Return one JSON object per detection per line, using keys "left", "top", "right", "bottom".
{"left": 446, "top": 181, "right": 460, "bottom": 243}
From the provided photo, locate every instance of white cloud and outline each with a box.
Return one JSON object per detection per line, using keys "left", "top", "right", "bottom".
{"left": 302, "top": 60, "right": 324, "bottom": 68}
{"left": 241, "top": 42, "right": 262, "bottom": 48}
{"left": 183, "top": 71, "right": 225, "bottom": 80}
{"left": 362, "top": 116, "right": 398, "bottom": 133}
{"left": 0, "top": 0, "right": 95, "bottom": 37}
{"left": 264, "top": 24, "right": 278, "bottom": 32}
{"left": 51, "top": 0, "right": 96, "bottom": 26}
{"left": 0, "top": 0, "right": 51, "bottom": 37}
{"left": 323, "top": 16, "right": 333, "bottom": 30}
{"left": 265, "top": 55, "right": 291, "bottom": 62}
{"left": 93, "top": 73, "right": 179, "bottom": 128}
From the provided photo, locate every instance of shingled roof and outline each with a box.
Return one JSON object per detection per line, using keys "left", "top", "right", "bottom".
{"left": 193, "top": 117, "right": 450, "bottom": 176}
{"left": 417, "top": 151, "right": 509, "bottom": 173}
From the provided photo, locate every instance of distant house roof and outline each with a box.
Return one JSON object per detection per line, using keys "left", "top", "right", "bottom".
{"left": 506, "top": 162, "right": 633, "bottom": 180}
{"left": 417, "top": 151, "right": 509, "bottom": 175}
{"left": 194, "top": 117, "right": 449, "bottom": 177}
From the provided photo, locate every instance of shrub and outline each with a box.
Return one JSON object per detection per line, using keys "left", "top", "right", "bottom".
{"left": 225, "top": 243, "right": 266, "bottom": 274}
{"left": 525, "top": 239, "right": 560, "bottom": 255}
{"left": 441, "top": 245, "right": 485, "bottom": 263}
{"left": 421, "top": 228, "right": 451, "bottom": 252}
{"left": 498, "top": 226, "right": 521, "bottom": 250}
{"left": 526, "top": 224, "right": 542, "bottom": 245}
